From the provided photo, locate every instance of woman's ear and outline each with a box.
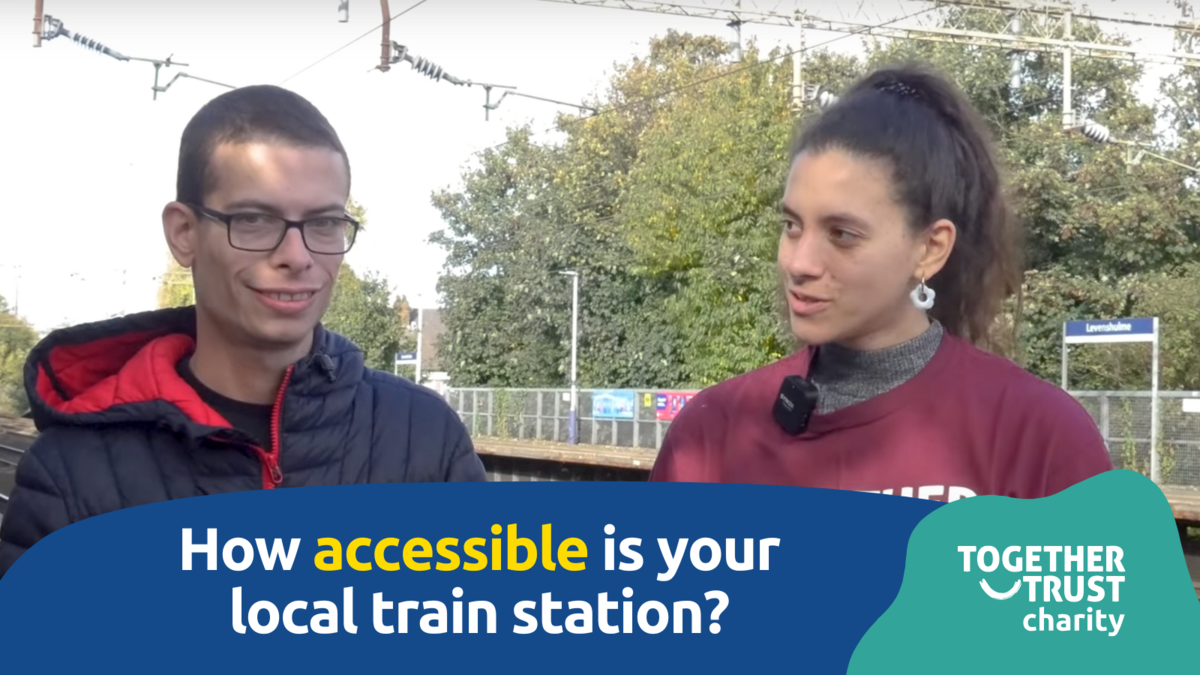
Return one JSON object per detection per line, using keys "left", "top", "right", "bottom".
{"left": 917, "top": 218, "right": 956, "bottom": 281}
{"left": 163, "top": 202, "right": 198, "bottom": 268}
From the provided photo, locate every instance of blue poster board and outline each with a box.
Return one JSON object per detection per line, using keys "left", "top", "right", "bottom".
{"left": 592, "top": 390, "right": 636, "bottom": 419}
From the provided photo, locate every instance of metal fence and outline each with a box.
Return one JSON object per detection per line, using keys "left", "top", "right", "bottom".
{"left": 446, "top": 388, "right": 1200, "bottom": 487}
{"left": 1072, "top": 391, "right": 1200, "bottom": 488}
{"left": 446, "top": 388, "right": 681, "bottom": 450}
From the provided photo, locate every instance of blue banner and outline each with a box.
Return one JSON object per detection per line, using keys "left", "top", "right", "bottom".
{"left": 591, "top": 390, "right": 636, "bottom": 419}
{"left": 0, "top": 483, "right": 936, "bottom": 673}
{"left": 3, "top": 473, "right": 1199, "bottom": 672}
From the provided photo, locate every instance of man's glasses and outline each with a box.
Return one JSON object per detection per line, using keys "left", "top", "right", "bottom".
{"left": 186, "top": 203, "right": 359, "bottom": 255}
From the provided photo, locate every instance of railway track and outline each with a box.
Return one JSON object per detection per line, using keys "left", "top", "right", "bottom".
{"left": 0, "top": 442, "right": 23, "bottom": 467}
{"left": 0, "top": 429, "right": 33, "bottom": 520}
{"left": 0, "top": 443, "right": 23, "bottom": 519}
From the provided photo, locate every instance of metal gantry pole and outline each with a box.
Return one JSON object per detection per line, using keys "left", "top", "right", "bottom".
{"left": 791, "top": 20, "right": 805, "bottom": 116}
{"left": 1062, "top": 11, "right": 1074, "bottom": 129}
{"left": 570, "top": 272, "right": 579, "bottom": 445}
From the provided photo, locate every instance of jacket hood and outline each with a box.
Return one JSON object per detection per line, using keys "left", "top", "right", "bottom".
{"left": 23, "top": 306, "right": 365, "bottom": 441}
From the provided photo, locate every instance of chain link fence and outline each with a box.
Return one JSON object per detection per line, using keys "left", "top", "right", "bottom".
{"left": 446, "top": 388, "right": 1200, "bottom": 487}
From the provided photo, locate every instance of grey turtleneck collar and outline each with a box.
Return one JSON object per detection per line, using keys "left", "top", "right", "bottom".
{"left": 808, "top": 320, "right": 945, "bottom": 415}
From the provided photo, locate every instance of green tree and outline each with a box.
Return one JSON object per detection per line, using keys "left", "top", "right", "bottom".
{"left": 848, "top": 7, "right": 1200, "bottom": 388}
{"left": 432, "top": 32, "right": 747, "bottom": 388}
{"left": 1125, "top": 263, "right": 1200, "bottom": 390}
{"left": 157, "top": 255, "right": 194, "bottom": 308}
{"left": 617, "top": 47, "right": 861, "bottom": 386}
{"left": 321, "top": 199, "right": 416, "bottom": 374}
{"left": 431, "top": 127, "right": 571, "bottom": 386}
{"left": 431, "top": 16, "right": 1200, "bottom": 392}
{"left": 323, "top": 264, "right": 414, "bottom": 373}
{"left": 0, "top": 294, "right": 37, "bottom": 415}
{"left": 560, "top": 32, "right": 760, "bottom": 388}
{"left": 346, "top": 196, "right": 368, "bottom": 229}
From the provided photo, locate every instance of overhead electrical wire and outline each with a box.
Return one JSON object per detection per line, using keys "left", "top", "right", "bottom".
{"left": 464, "top": 3, "right": 941, "bottom": 158}
{"left": 280, "top": 0, "right": 430, "bottom": 84}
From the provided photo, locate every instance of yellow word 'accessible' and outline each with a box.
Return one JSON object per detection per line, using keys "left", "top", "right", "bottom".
{"left": 315, "top": 524, "right": 587, "bottom": 573}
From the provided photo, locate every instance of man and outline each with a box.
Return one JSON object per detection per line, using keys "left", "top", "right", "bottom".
{"left": 0, "top": 85, "right": 486, "bottom": 578}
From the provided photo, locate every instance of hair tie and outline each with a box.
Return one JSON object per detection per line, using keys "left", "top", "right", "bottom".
{"left": 875, "top": 80, "right": 923, "bottom": 101}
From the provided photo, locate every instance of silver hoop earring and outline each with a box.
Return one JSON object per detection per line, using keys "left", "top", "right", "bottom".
{"left": 910, "top": 278, "right": 935, "bottom": 310}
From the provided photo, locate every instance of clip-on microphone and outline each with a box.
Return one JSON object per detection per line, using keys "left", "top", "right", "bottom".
{"left": 773, "top": 375, "right": 819, "bottom": 435}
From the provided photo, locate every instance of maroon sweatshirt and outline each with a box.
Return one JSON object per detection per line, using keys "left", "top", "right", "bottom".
{"left": 649, "top": 334, "right": 1114, "bottom": 501}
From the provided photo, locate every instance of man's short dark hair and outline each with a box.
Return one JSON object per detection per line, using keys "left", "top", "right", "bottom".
{"left": 176, "top": 84, "right": 350, "bottom": 204}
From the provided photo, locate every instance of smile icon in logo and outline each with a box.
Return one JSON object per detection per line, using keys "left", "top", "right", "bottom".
{"left": 980, "top": 579, "right": 1022, "bottom": 600}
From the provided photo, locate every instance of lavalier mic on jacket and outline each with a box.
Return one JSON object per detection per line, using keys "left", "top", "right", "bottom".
{"left": 773, "top": 375, "right": 818, "bottom": 435}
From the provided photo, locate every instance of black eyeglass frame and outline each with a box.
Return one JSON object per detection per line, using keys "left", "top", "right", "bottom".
{"left": 185, "top": 202, "right": 360, "bottom": 255}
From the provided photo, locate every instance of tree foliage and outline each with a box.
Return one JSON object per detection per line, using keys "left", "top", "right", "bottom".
{"left": 157, "top": 254, "right": 194, "bottom": 309}
{"left": 323, "top": 263, "right": 415, "bottom": 374}
{"left": 0, "top": 294, "right": 37, "bottom": 415}
{"left": 323, "top": 200, "right": 416, "bottom": 374}
{"left": 432, "top": 14, "right": 1200, "bottom": 391}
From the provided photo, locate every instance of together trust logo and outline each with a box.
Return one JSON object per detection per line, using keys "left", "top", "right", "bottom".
{"left": 958, "top": 545, "right": 1127, "bottom": 637}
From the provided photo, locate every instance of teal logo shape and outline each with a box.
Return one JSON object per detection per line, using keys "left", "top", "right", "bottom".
{"left": 849, "top": 470, "right": 1200, "bottom": 672}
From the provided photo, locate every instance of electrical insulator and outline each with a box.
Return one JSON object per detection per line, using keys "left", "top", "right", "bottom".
{"left": 817, "top": 90, "right": 839, "bottom": 108}
{"left": 411, "top": 55, "right": 448, "bottom": 81}
{"left": 70, "top": 32, "right": 116, "bottom": 55}
{"left": 1081, "top": 120, "right": 1111, "bottom": 144}
{"left": 338, "top": 0, "right": 349, "bottom": 22}
{"left": 41, "top": 15, "right": 127, "bottom": 60}
{"left": 389, "top": 42, "right": 464, "bottom": 85}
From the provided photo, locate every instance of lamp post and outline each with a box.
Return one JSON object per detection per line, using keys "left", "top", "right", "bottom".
{"left": 415, "top": 305, "right": 424, "bottom": 386}
{"left": 558, "top": 271, "right": 579, "bottom": 445}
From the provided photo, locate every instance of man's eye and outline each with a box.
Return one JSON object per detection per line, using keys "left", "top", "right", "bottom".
{"left": 233, "top": 214, "right": 268, "bottom": 226}
{"left": 782, "top": 219, "right": 800, "bottom": 233}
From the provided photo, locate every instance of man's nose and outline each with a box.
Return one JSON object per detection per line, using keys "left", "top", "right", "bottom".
{"left": 271, "top": 226, "right": 315, "bottom": 270}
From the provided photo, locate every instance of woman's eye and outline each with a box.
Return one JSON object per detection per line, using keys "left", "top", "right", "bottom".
{"left": 831, "top": 228, "right": 857, "bottom": 244}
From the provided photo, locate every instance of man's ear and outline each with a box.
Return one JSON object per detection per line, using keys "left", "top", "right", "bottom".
{"left": 163, "top": 202, "right": 198, "bottom": 268}
{"left": 916, "top": 218, "right": 956, "bottom": 281}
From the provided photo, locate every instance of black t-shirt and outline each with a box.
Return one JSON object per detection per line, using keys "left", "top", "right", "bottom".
{"left": 175, "top": 356, "right": 273, "bottom": 449}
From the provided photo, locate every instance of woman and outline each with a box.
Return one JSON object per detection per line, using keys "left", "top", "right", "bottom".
{"left": 649, "top": 63, "right": 1113, "bottom": 500}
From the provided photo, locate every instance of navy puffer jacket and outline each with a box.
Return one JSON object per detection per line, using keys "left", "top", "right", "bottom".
{"left": 0, "top": 306, "right": 485, "bottom": 578}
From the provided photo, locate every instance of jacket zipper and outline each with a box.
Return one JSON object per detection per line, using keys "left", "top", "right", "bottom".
{"left": 256, "top": 364, "right": 295, "bottom": 490}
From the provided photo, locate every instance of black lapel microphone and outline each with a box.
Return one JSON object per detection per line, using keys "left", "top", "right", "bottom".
{"left": 773, "top": 375, "right": 819, "bottom": 435}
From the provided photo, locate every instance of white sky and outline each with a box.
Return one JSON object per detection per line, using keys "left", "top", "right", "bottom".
{"left": 0, "top": 0, "right": 1186, "bottom": 334}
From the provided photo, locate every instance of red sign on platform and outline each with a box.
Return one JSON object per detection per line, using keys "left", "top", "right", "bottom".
{"left": 655, "top": 392, "right": 696, "bottom": 421}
